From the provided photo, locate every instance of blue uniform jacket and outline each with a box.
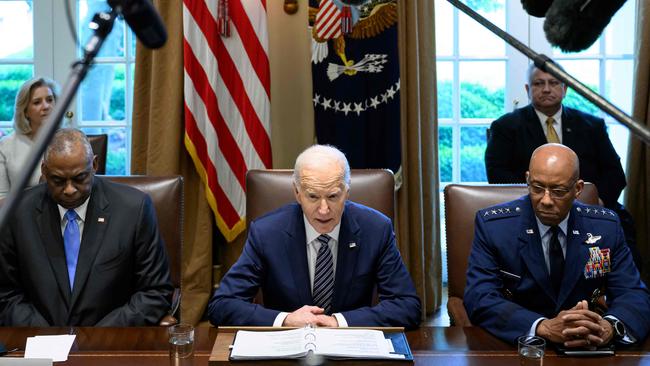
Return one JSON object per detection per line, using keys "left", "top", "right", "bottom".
{"left": 464, "top": 195, "right": 650, "bottom": 344}
{"left": 208, "top": 201, "right": 421, "bottom": 328}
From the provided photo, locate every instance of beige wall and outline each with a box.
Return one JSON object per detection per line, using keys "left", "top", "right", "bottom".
{"left": 267, "top": 0, "right": 315, "bottom": 168}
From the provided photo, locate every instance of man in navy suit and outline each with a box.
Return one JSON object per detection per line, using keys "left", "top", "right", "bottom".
{"left": 484, "top": 63, "right": 640, "bottom": 271}
{"left": 465, "top": 144, "right": 650, "bottom": 346}
{"left": 0, "top": 128, "right": 172, "bottom": 326}
{"left": 208, "top": 145, "right": 421, "bottom": 328}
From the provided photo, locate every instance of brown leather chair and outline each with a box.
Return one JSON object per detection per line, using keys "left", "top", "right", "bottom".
{"left": 106, "top": 175, "right": 183, "bottom": 326}
{"left": 443, "top": 183, "right": 600, "bottom": 326}
{"left": 246, "top": 169, "right": 395, "bottom": 224}
{"left": 87, "top": 134, "right": 108, "bottom": 175}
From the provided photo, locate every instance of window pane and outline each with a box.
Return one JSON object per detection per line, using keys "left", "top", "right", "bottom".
{"left": 80, "top": 64, "right": 126, "bottom": 121}
{"left": 81, "top": 126, "right": 128, "bottom": 175}
{"left": 460, "top": 126, "right": 487, "bottom": 182}
{"left": 605, "top": 60, "right": 634, "bottom": 115}
{"left": 606, "top": 0, "right": 635, "bottom": 55}
{"left": 437, "top": 61, "right": 453, "bottom": 119}
{"left": 459, "top": 0, "right": 505, "bottom": 57}
{"left": 434, "top": 0, "right": 453, "bottom": 56}
{"left": 439, "top": 126, "right": 452, "bottom": 182}
{"left": 460, "top": 61, "right": 505, "bottom": 118}
{"left": 0, "top": 1, "right": 33, "bottom": 59}
{"left": 78, "top": 0, "right": 126, "bottom": 58}
{"left": 0, "top": 127, "right": 13, "bottom": 138}
{"left": 558, "top": 60, "right": 600, "bottom": 116}
{"left": 0, "top": 65, "right": 33, "bottom": 122}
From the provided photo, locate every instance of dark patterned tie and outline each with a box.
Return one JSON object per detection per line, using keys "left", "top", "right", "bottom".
{"left": 549, "top": 226, "right": 564, "bottom": 296}
{"left": 313, "top": 234, "right": 334, "bottom": 314}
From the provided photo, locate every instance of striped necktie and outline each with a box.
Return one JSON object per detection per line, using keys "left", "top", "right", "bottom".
{"left": 546, "top": 117, "right": 560, "bottom": 143}
{"left": 313, "top": 234, "right": 334, "bottom": 314}
{"left": 64, "top": 209, "right": 81, "bottom": 291}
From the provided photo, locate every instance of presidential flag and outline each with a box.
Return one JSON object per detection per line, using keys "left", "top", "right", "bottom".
{"left": 183, "top": 0, "right": 272, "bottom": 242}
{"left": 309, "top": 0, "right": 401, "bottom": 174}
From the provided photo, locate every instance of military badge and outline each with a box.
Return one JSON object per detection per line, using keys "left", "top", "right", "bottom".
{"left": 585, "top": 233, "right": 602, "bottom": 244}
{"left": 584, "top": 246, "right": 611, "bottom": 279}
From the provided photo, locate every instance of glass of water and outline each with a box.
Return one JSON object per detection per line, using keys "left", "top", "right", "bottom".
{"left": 518, "top": 335, "right": 545, "bottom": 366}
{"left": 168, "top": 323, "right": 194, "bottom": 365}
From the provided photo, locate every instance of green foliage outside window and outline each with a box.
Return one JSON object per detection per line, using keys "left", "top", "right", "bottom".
{"left": 0, "top": 66, "right": 33, "bottom": 122}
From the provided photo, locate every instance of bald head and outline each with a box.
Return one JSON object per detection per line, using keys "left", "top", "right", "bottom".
{"left": 529, "top": 143, "right": 579, "bottom": 181}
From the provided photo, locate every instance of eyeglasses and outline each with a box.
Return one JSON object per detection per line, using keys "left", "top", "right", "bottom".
{"left": 528, "top": 182, "right": 575, "bottom": 199}
{"left": 531, "top": 79, "right": 563, "bottom": 89}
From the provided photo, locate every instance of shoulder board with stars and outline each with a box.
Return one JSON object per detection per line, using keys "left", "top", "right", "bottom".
{"left": 478, "top": 205, "right": 521, "bottom": 221}
{"left": 575, "top": 205, "right": 617, "bottom": 221}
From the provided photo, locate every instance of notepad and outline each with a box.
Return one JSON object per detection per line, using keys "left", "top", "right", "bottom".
{"left": 229, "top": 328, "right": 409, "bottom": 360}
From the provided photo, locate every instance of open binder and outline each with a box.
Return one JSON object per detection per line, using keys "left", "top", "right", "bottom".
{"left": 227, "top": 327, "right": 413, "bottom": 361}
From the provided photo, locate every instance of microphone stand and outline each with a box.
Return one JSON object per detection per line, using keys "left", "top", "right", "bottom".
{"left": 446, "top": 0, "right": 650, "bottom": 146}
{"left": 0, "top": 10, "right": 118, "bottom": 233}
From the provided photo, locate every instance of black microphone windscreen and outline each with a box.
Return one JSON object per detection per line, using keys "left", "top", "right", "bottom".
{"left": 544, "top": 0, "right": 627, "bottom": 52}
{"left": 109, "top": 0, "right": 167, "bottom": 49}
{"left": 520, "top": 0, "right": 554, "bottom": 18}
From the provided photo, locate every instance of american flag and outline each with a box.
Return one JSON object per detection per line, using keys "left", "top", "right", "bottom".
{"left": 314, "top": 0, "right": 342, "bottom": 40}
{"left": 183, "top": 0, "right": 272, "bottom": 242}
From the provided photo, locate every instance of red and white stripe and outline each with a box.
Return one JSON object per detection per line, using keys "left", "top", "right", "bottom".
{"left": 315, "top": 0, "right": 342, "bottom": 40}
{"left": 183, "top": 0, "right": 272, "bottom": 242}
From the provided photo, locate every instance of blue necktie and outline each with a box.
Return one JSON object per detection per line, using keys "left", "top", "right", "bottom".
{"left": 313, "top": 234, "right": 334, "bottom": 314}
{"left": 64, "top": 210, "right": 80, "bottom": 291}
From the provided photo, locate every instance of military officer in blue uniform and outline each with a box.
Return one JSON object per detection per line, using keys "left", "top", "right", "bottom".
{"left": 465, "top": 143, "right": 650, "bottom": 347}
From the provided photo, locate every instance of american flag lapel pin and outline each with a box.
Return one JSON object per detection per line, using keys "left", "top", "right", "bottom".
{"left": 349, "top": 242, "right": 357, "bottom": 249}
{"left": 98, "top": 217, "right": 105, "bottom": 223}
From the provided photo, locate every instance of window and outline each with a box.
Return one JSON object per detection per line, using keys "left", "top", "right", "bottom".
{"left": 0, "top": 0, "right": 134, "bottom": 174}
{"left": 436, "top": 0, "right": 638, "bottom": 282}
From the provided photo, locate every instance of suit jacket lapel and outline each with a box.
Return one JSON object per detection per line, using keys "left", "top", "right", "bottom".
{"left": 524, "top": 105, "right": 549, "bottom": 147}
{"left": 557, "top": 206, "right": 590, "bottom": 307}
{"left": 37, "top": 192, "right": 71, "bottom": 308}
{"left": 561, "top": 108, "right": 577, "bottom": 148}
{"left": 331, "top": 205, "right": 360, "bottom": 312}
{"left": 69, "top": 178, "right": 110, "bottom": 309}
{"left": 518, "top": 197, "right": 556, "bottom": 302}
{"left": 284, "top": 205, "right": 312, "bottom": 307}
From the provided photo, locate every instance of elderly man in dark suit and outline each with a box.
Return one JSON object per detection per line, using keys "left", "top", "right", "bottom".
{"left": 0, "top": 128, "right": 172, "bottom": 326}
{"left": 208, "top": 145, "right": 421, "bottom": 328}
{"left": 484, "top": 63, "right": 640, "bottom": 270}
{"left": 466, "top": 144, "right": 650, "bottom": 346}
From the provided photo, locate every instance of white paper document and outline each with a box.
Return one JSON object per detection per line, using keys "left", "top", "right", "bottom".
{"left": 230, "top": 328, "right": 404, "bottom": 360}
{"left": 24, "top": 334, "right": 76, "bottom": 362}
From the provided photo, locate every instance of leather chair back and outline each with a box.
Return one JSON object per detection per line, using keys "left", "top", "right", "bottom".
{"left": 105, "top": 175, "right": 183, "bottom": 322}
{"left": 443, "top": 182, "right": 599, "bottom": 326}
{"left": 246, "top": 169, "right": 395, "bottom": 224}
{"left": 87, "top": 134, "right": 108, "bottom": 175}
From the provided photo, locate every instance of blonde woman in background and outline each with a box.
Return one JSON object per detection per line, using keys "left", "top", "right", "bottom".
{"left": 0, "top": 77, "right": 59, "bottom": 198}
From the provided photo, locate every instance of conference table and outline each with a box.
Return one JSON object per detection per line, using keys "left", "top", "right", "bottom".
{"left": 0, "top": 326, "right": 648, "bottom": 365}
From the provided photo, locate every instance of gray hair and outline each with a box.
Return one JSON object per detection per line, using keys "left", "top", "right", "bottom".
{"left": 293, "top": 145, "right": 351, "bottom": 189}
{"left": 44, "top": 128, "right": 93, "bottom": 165}
{"left": 13, "top": 77, "right": 59, "bottom": 135}
{"left": 526, "top": 62, "right": 566, "bottom": 85}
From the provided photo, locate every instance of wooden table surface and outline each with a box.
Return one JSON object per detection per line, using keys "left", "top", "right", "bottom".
{"left": 0, "top": 326, "right": 648, "bottom": 365}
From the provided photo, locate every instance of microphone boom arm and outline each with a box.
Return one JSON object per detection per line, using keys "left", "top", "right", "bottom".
{"left": 446, "top": 0, "right": 650, "bottom": 146}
